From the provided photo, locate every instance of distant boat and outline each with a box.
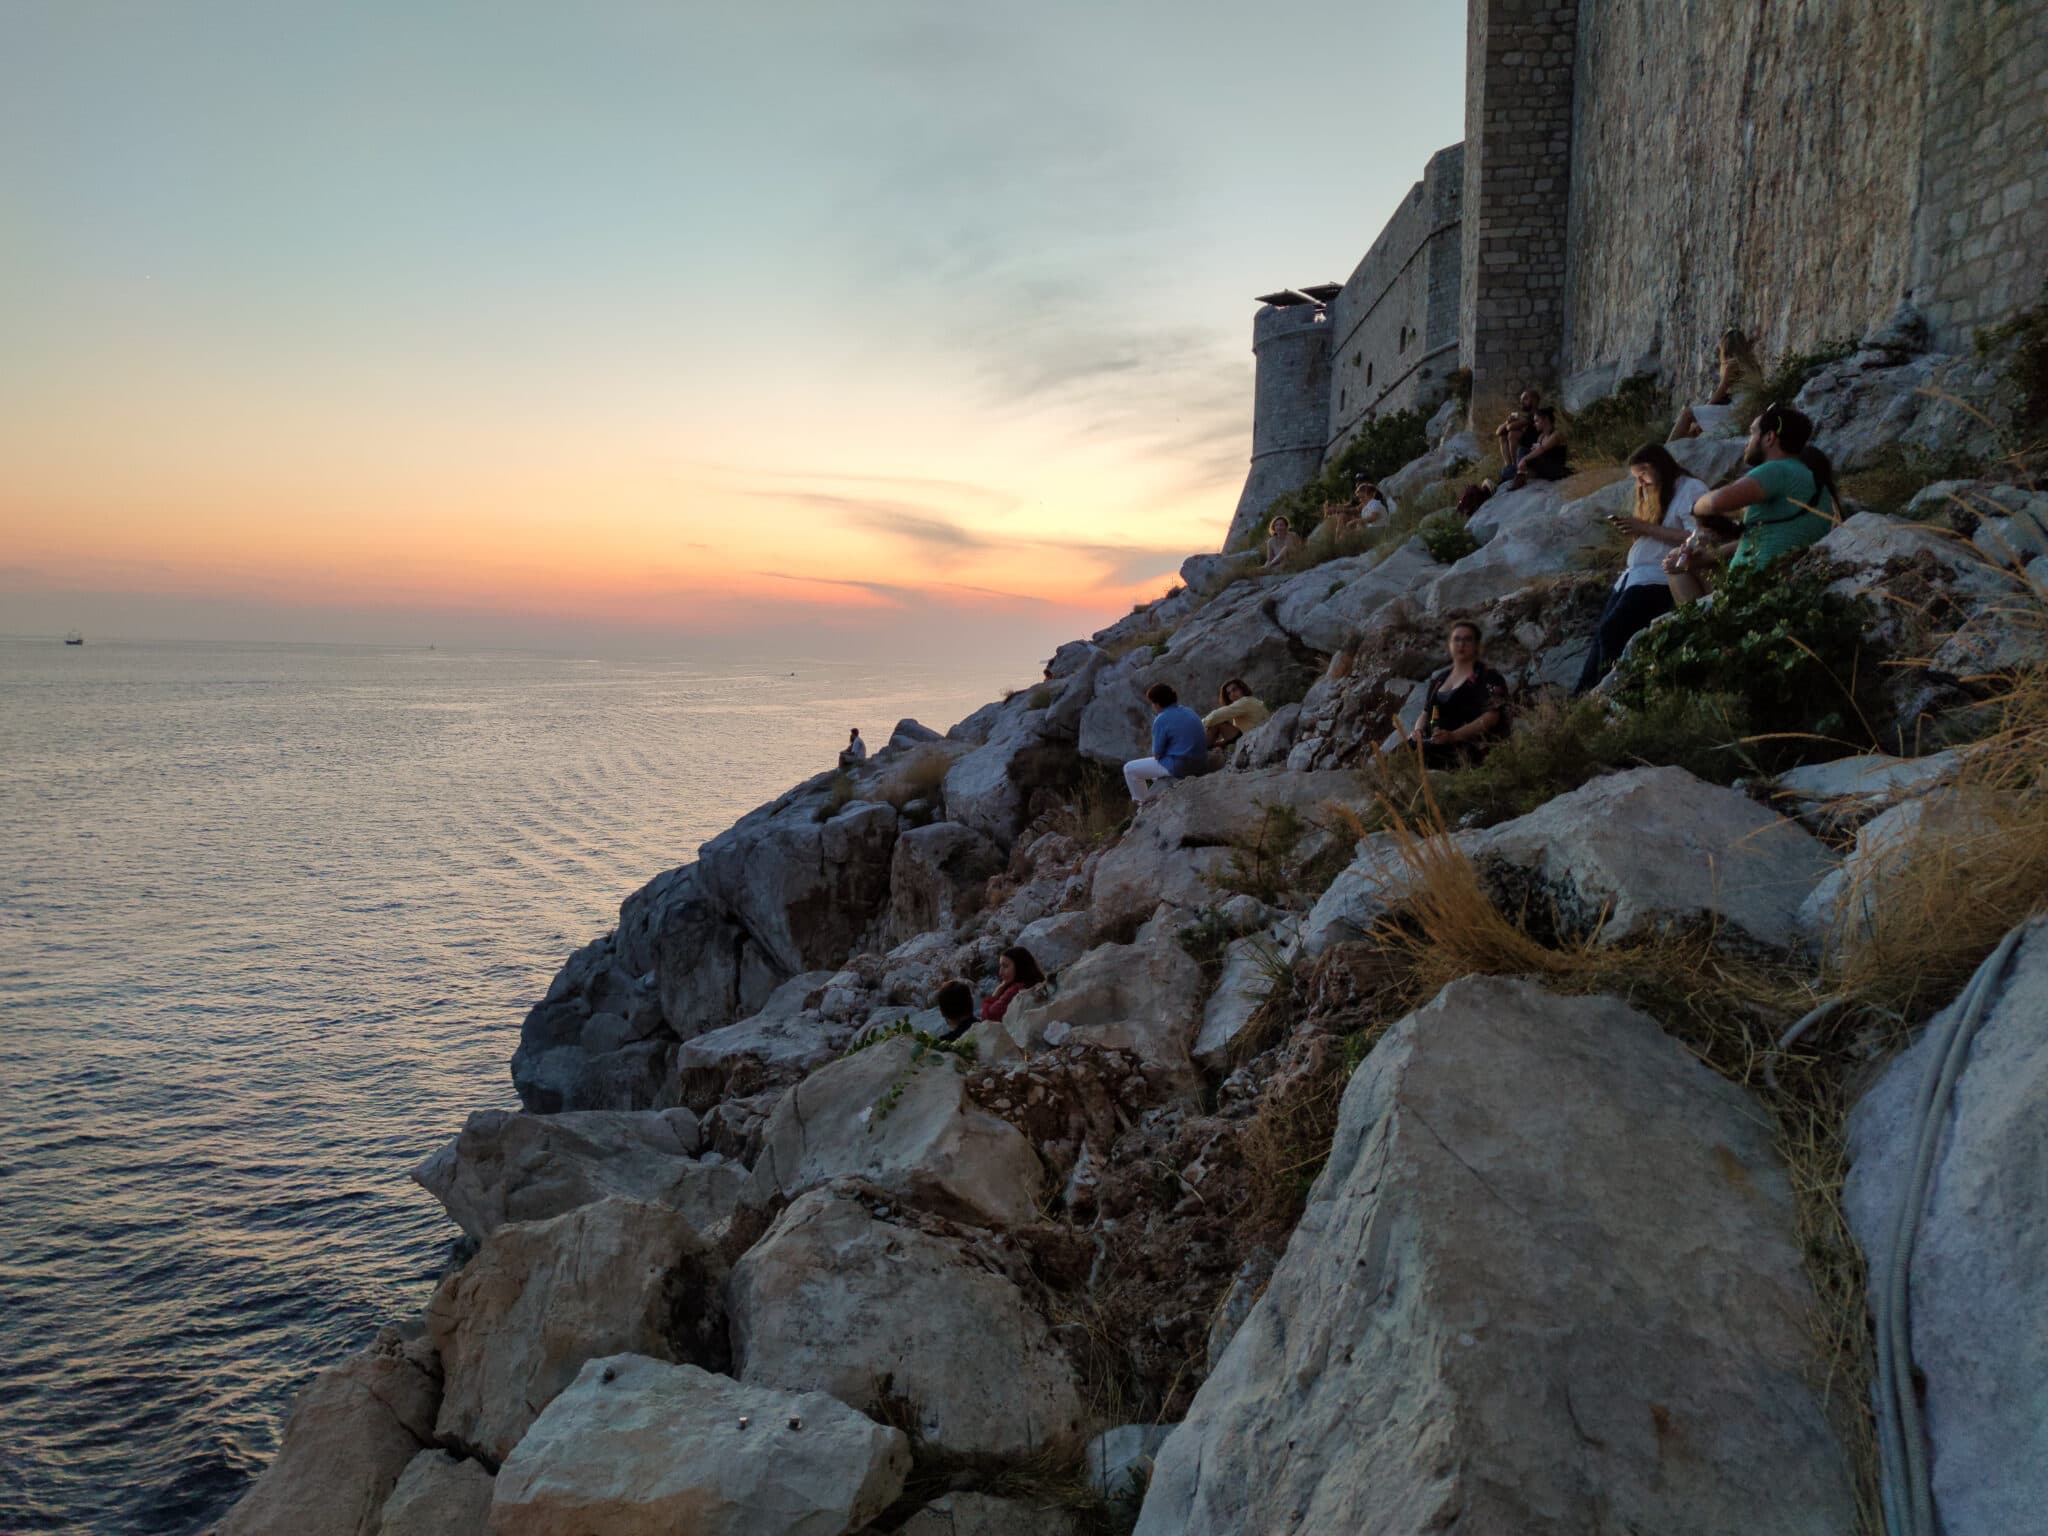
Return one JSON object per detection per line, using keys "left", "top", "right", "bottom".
{"left": 63, "top": 632, "right": 83, "bottom": 646}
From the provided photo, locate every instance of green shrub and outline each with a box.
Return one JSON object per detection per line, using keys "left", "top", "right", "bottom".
{"left": 1736, "top": 338, "right": 1858, "bottom": 425}
{"left": 1249, "top": 408, "right": 1433, "bottom": 547}
{"left": 1418, "top": 511, "right": 1479, "bottom": 565}
{"left": 1609, "top": 559, "right": 1878, "bottom": 765}
{"left": 1567, "top": 374, "right": 1673, "bottom": 466}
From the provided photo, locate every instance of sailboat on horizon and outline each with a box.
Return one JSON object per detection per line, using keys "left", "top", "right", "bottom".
{"left": 63, "top": 632, "right": 83, "bottom": 646}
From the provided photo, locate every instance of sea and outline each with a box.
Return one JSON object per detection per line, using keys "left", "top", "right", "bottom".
{"left": 0, "top": 636, "right": 1021, "bottom": 1535}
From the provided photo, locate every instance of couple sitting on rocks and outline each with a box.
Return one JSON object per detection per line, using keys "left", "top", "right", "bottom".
{"left": 933, "top": 945, "right": 1045, "bottom": 1041}
{"left": 1575, "top": 404, "right": 1840, "bottom": 691}
{"left": 1123, "top": 680, "right": 1270, "bottom": 805}
{"left": 1458, "top": 391, "right": 1572, "bottom": 517}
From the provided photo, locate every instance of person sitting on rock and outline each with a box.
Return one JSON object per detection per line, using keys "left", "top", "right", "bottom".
{"left": 838, "top": 727, "right": 867, "bottom": 768}
{"left": 934, "top": 978, "right": 977, "bottom": 1042}
{"left": 1123, "top": 682, "right": 1210, "bottom": 805}
{"left": 980, "top": 946, "right": 1045, "bottom": 1023}
{"left": 1670, "top": 328, "right": 1764, "bottom": 441}
{"left": 1355, "top": 477, "right": 1395, "bottom": 526}
{"left": 1494, "top": 389, "right": 1542, "bottom": 471}
{"left": 1409, "top": 620, "right": 1509, "bottom": 766}
{"left": 1261, "top": 515, "right": 1303, "bottom": 570}
{"left": 1503, "top": 406, "right": 1569, "bottom": 490}
{"left": 1574, "top": 444, "right": 1707, "bottom": 694}
{"left": 1666, "top": 403, "right": 1838, "bottom": 606}
{"left": 1203, "top": 676, "right": 1270, "bottom": 767}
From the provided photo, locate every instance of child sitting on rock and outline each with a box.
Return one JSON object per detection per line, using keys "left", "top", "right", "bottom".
{"left": 934, "top": 978, "right": 976, "bottom": 1042}
{"left": 980, "top": 947, "right": 1045, "bottom": 1023}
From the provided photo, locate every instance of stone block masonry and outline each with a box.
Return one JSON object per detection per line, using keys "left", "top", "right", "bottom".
{"left": 1462, "top": 0, "right": 1580, "bottom": 432}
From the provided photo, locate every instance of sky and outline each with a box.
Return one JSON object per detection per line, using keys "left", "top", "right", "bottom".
{"left": 1, "top": 1, "right": 1465, "bottom": 666}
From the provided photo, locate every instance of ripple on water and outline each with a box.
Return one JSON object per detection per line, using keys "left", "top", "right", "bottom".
{"left": 0, "top": 638, "right": 1011, "bottom": 1534}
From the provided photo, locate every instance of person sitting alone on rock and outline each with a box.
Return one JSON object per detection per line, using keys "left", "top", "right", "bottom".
{"left": 1503, "top": 406, "right": 1569, "bottom": 491}
{"left": 1123, "top": 682, "right": 1209, "bottom": 806}
{"left": 1203, "top": 677, "right": 1270, "bottom": 768}
{"left": 1574, "top": 443, "right": 1707, "bottom": 694}
{"left": 1666, "top": 403, "right": 1839, "bottom": 606}
{"left": 1670, "top": 328, "right": 1764, "bottom": 441}
{"left": 1356, "top": 477, "right": 1395, "bottom": 526}
{"left": 1409, "top": 620, "right": 1509, "bottom": 766}
{"left": 1494, "top": 389, "right": 1542, "bottom": 472}
{"left": 839, "top": 727, "right": 866, "bottom": 768}
{"left": 1261, "top": 515, "right": 1303, "bottom": 570}
{"left": 979, "top": 946, "right": 1045, "bottom": 1023}
{"left": 934, "top": 978, "right": 976, "bottom": 1042}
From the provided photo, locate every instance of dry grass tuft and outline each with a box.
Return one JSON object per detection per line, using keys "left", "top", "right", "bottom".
{"left": 1045, "top": 762, "right": 1133, "bottom": 849}
{"left": 872, "top": 742, "right": 958, "bottom": 809}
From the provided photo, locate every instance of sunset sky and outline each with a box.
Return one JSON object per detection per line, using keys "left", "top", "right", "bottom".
{"left": 3, "top": 2, "right": 1464, "bottom": 662}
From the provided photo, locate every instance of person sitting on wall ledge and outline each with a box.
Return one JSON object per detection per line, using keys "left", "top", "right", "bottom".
{"left": 934, "top": 978, "right": 977, "bottom": 1043}
{"left": 1574, "top": 443, "right": 1707, "bottom": 694}
{"left": 1124, "top": 682, "right": 1210, "bottom": 805}
{"left": 1494, "top": 389, "right": 1542, "bottom": 471}
{"left": 1665, "top": 403, "right": 1839, "bottom": 607}
{"left": 1260, "top": 514, "right": 1303, "bottom": 569}
{"left": 1203, "top": 676, "right": 1270, "bottom": 769}
{"left": 839, "top": 727, "right": 867, "bottom": 768}
{"left": 1503, "top": 406, "right": 1570, "bottom": 490}
{"left": 979, "top": 946, "right": 1045, "bottom": 1024}
{"left": 1670, "top": 327, "right": 1764, "bottom": 441}
{"left": 1409, "top": 620, "right": 1509, "bottom": 767}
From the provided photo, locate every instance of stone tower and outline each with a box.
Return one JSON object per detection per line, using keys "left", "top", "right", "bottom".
{"left": 1224, "top": 292, "right": 1335, "bottom": 551}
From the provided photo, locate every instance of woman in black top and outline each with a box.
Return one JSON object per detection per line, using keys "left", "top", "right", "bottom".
{"left": 1410, "top": 621, "right": 1510, "bottom": 766}
{"left": 1505, "top": 406, "right": 1569, "bottom": 488}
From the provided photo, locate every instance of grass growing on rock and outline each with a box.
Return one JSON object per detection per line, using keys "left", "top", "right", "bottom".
{"left": 1735, "top": 337, "right": 1859, "bottom": 427}
{"left": 1566, "top": 373, "right": 1674, "bottom": 466}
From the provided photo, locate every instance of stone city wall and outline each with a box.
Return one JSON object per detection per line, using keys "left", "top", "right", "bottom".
{"left": 1323, "top": 144, "right": 1465, "bottom": 455}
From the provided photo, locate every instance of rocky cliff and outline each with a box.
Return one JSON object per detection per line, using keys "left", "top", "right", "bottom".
{"left": 218, "top": 317, "right": 2048, "bottom": 1536}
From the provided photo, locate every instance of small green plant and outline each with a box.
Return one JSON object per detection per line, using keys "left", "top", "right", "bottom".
{"left": 1567, "top": 373, "right": 1674, "bottom": 465}
{"left": 1610, "top": 559, "right": 1878, "bottom": 767}
{"left": 1249, "top": 408, "right": 1433, "bottom": 546}
{"left": 847, "top": 1019, "right": 977, "bottom": 1123}
{"left": 1736, "top": 337, "right": 1859, "bottom": 425}
{"left": 1418, "top": 510, "right": 1479, "bottom": 565}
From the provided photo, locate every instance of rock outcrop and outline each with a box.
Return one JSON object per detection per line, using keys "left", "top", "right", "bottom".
{"left": 490, "top": 1354, "right": 911, "bottom": 1536}
{"left": 378, "top": 1451, "right": 493, "bottom": 1536}
{"left": 1136, "top": 976, "right": 1859, "bottom": 1535}
{"left": 1843, "top": 917, "right": 2048, "bottom": 1536}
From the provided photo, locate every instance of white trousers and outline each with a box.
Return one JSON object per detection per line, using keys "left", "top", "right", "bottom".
{"left": 1124, "top": 756, "right": 1172, "bottom": 803}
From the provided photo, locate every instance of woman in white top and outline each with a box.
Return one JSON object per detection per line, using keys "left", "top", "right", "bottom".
{"left": 1574, "top": 443, "right": 1706, "bottom": 694}
{"left": 1670, "top": 328, "right": 1763, "bottom": 441}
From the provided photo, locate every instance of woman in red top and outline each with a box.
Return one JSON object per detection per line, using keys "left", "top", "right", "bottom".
{"left": 980, "top": 946, "right": 1046, "bottom": 1022}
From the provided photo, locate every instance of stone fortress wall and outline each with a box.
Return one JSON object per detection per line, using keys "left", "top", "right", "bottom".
{"left": 1323, "top": 144, "right": 1465, "bottom": 455}
{"left": 1228, "top": 0, "right": 2048, "bottom": 540}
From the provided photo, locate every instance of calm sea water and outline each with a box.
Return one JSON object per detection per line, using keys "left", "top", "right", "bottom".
{"left": 0, "top": 637, "right": 1014, "bottom": 1535}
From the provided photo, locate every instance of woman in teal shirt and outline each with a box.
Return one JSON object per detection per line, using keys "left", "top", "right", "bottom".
{"left": 1667, "top": 404, "right": 1839, "bottom": 604}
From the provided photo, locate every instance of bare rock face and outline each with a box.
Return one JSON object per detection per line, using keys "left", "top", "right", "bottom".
{"left": 1844, "top": 917, "right": 2048, "bottom": 1536}
{"left": 490, "top": 1354, "right": 910, "bottom": 1536}
{"left": 427, "top": 1197, "right": 728, "bottom": 1463}
{"left": 744, "top": 1034, "right": 1044, "bottom": 1228}
{"left": 983, "top": 935, "right": 1205, "bottom": 1096}
{"left": 899, "top": 1492, "right": 1080, "bottom": 1535}
{"left": 673, "top": 970, "right": 847, "bottom": 1112}
{"left": 729, "top": 1186, "right": 1085, "bottom": 1458}
{"left": 886, "top": 820, "right": 1005, "bottom": 945}
{"left": 1817, "top": 511, "right": 2041, "bottom": 679}
{"left": 216, "top": 1326, "right": 440, "bottom": 1536}
{"left": 1281, "top": 539, "right": 1444, "bottom": 654}
{"left": 1799, "top": 786, "right": 2000, "bottom": 954}
{"left": 1135, "top": 975, "right": 1857, "bottom": 1536}
{"left": 1303, "top": 765, "right": 1833, "bottom": 956}
{"left": 412, "top": 1107, "right": 743, "bottom": 1243}
{"left": 377, "top": 1450, "right": 492, "bottom": 1536}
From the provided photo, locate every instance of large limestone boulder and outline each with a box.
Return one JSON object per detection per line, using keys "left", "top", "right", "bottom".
{"left": 1077, "top": 657, "right": 1155, "bottom": 768}
{"left": 1135, "top": 582, "right": 1312, "bottom": 714}
{"left": 1302, "top": 766, "right": 1833, "bottom": 956}
{"left": 886, "top": 820, "right": 1004, "bottom": 944}
{"left": 1012, "top": 909, "right": 1097, "bottom": 978}
{"left": 1797, "top": 345, "right": 2005, "bottom": 472}
{"left": 412, "top": 1107, "right": 743, "bottom": 1243}
{"left": 983, "top": 935, "right": 1205, "bottom": 1094}
{"left": 1380, "top": 429, "right": 1482, "bottom": 499}
{"left": 378, "top": 1451, "right": 492, "bottom": 1536}
{"left": 745, "top": 1033, "right": 1044, "bottom": 1227}
{"left": 1772, "top": 749, "right": 1965, "bottom": 829}
{"left": 730, "top": 1187, "right": 1085, "bottom": 1458}
{"left": 217, "top": 1327, "right": 440, "bottom": 1536}
{"left": 1136, "top": 976, "right": 1857, "bottom": 1535}
{"left": 1799, "top": 786, "right": 1999, "bottom": 954}
{"left": 673, "top": 970, "right": 847, "bottom": 1111}
{"left": 900, "top": 1492, "right": 1080, "bottom": 1535}
{"left": 1089, "top": 767, "right": 1372, "bottom": 934}
{"left": 1843, "top": 917, "right": 2048, "bottom": 1536}
{"left": 1463, "top": 477, "right": 1568, "bottom": 545}
{"left": 491, "top": 1354, "right": 910, "bottom": 1536}
{"left": 1817, "top": 512, "right": 2040, "bottom": 677}
{"left": 1281, "top": 539, "right": 1444, "bottom": 654}
{"left": 1194, "top": 926, "right": 1295, "bottom": 1071}
{"left": 1423, "top": 479, "right": 1618, "bottom": 616}
{"left": 427, "top": 1197, "right": 728, "bottom": 1463}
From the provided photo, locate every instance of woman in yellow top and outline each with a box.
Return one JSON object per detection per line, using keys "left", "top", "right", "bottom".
{"left": 1203, "top": 677, "right": 1269, "bottom": 767}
